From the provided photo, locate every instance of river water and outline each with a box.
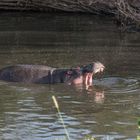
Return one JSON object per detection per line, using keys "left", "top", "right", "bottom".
{"left": 0, "top": 12, "right": 140, "bottom": 140}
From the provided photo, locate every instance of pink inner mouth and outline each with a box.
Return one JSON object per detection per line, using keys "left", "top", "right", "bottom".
{"left": 85, "top": 73, "right": 93, "bottom": 86}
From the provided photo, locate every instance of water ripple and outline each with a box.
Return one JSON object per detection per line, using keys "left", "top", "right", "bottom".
{"left": 94, "top": 77, "right": 140, "bottom": 94}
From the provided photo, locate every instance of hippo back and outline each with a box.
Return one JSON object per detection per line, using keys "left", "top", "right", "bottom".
{"left": 0, "top": 64, "right": 56, "bottom": 83}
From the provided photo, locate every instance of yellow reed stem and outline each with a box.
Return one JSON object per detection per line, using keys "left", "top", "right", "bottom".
{"left": 52, "top": 95, "right": 71, "bottom": 140}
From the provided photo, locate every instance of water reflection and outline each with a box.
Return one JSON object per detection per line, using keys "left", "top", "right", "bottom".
{"left": 72, "top": 84, "right": 105, "bottom": 104}
{"left": 0, "top": 78, "right": 140, "bottom": 139}
{"left": 0, "top": 12, "right": 140, "bottom": 140}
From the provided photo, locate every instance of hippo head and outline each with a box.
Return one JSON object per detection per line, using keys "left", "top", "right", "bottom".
{"left": 80, "top": 62, "right": 105, "bottom": 87}
{"left": 67, "top": 62, "right": 105, "bottom": 87}
{"left": 82, "top": 62, "right": 105, "bottom": 74}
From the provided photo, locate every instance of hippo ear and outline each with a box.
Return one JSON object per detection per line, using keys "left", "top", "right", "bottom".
{"left": 67, "top": 70, "right": 73, "bottom": 75}
{"left": 76, "top": 67, "right": 80, "bottom": 71}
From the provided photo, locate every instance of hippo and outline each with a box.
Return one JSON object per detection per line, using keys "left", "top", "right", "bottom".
{"left": 0, "top": 62, "right": 105, "bottom": 86}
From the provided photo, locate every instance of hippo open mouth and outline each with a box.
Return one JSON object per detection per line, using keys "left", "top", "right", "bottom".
{"left": 82, "top": 62, "right": 105, "bottom": 86}
{"left": 71, "top": 62, "right": 105, "bottom": 86}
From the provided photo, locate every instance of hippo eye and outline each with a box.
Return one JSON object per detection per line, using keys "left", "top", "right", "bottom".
{"left": 82, "top": 63, "right": 94, "bottom": 73}
{"left": 87, "top": 64, "right": 93, "bottom": 70}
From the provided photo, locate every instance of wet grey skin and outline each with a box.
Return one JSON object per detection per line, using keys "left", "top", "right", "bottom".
{"left": 0, "top": 62, "right": 105, "bottom": 84}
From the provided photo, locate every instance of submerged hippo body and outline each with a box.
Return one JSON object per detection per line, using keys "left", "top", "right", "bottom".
{"left": 0, "top": 62, "right": 105, "bottom": 85}
{"left": 0, "top": 65, "right": 68, "bottom": 84}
